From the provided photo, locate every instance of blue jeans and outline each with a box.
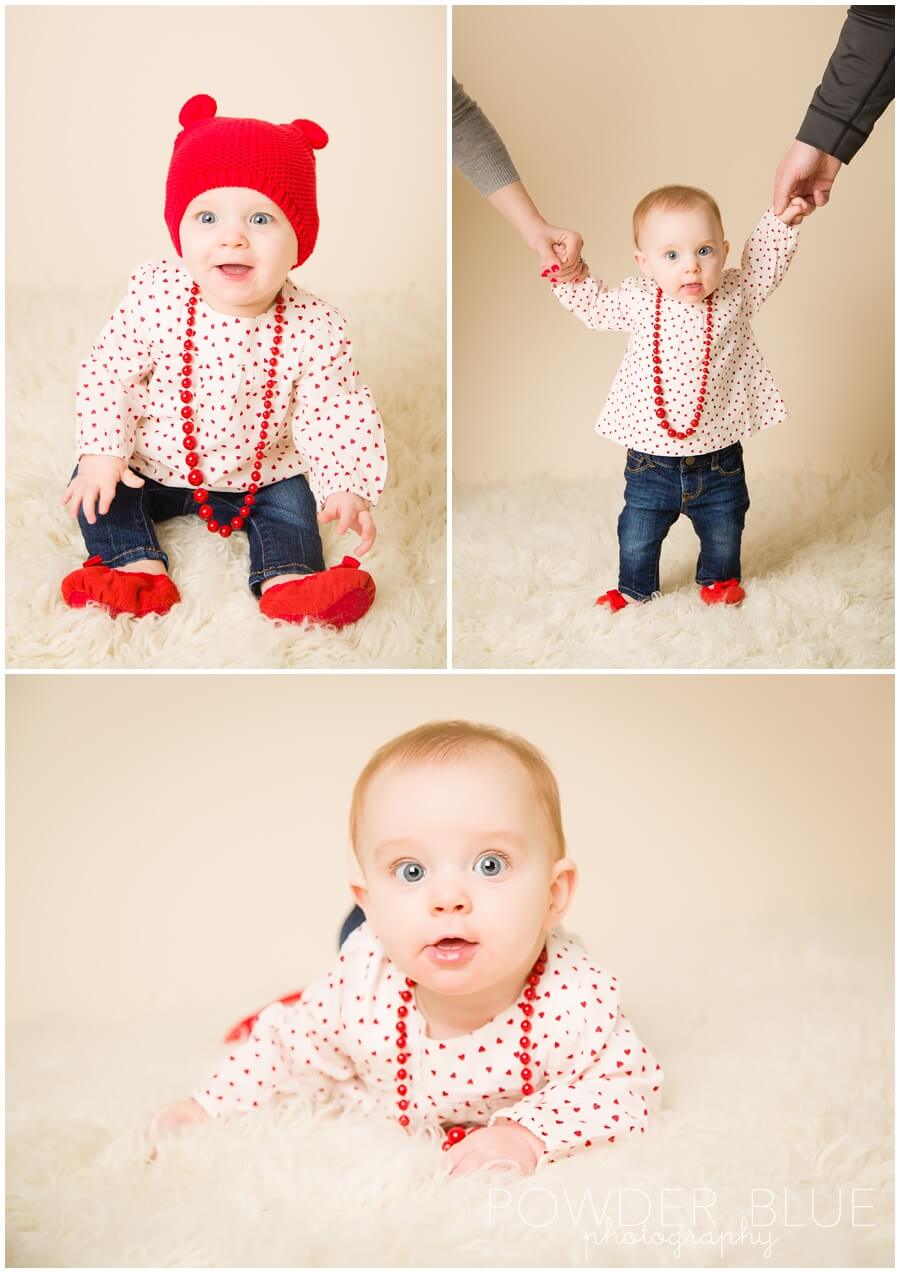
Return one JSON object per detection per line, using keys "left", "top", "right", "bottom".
{"left": 74, "top": 469, "right": 325, "bottom": 595}
{"left": 617, "top": 443, "right": 751, "bottom": 602}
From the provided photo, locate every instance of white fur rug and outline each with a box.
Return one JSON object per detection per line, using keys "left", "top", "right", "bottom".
{"left": 7, "top": 920, "right": 892, "bottom": 1267}
{"left": 6, "top": 286, "right": 446, "bottom": 668}
{"left": 453, "top": 464, "right": 893, "bottom": 668}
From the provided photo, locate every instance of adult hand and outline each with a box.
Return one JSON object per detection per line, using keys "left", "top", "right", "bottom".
{"left": 773, "top": 140, "right": 842, "bottom": 216}
{"left": 531, "top": 224, "right": 588, "bottom": 283}
{"left": 444, "top": 1121, "right": 543, "bottom": 1178}
{"left": 318, "top": 492, "right": 376, "bottom": 557}
{"left": 62, "top": 454, "right": 143, "bottom": 524}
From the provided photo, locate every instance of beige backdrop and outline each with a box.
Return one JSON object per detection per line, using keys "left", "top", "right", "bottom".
{"left": 7, "top": 674, "right": 892, "bottom": 1025}
{"left": 6, "top": 5, "right": 445, "bottom": 306}
{"left": 453, "top": 5, "right": 894, "bottom": 481}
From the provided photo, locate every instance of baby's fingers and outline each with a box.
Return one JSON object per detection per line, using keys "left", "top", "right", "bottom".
{"left": 80, "top": 485, "right": 99, "bottom": 524}
{"left": 337, "top": 504, "right": 356, "bottom": 536}
{"left": 354, "top": 510, "right": 376, "bottom": 557}
{"left": 97, "top": 479, "right": 118, "bottom": 517}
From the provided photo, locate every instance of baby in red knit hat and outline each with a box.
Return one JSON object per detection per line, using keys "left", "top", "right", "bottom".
{"left": 60, "top": 94, "right": 387, "bottom": 627}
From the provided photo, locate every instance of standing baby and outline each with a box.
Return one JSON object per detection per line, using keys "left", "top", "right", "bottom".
{"left": 61, "top": 95, "right": 387, "bottom": 627}
{"left": 548, "top": 186, "right": 808, "bottom": 610}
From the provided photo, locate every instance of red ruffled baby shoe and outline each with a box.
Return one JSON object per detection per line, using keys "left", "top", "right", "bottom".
{"left": 595, "top": 589, "right": 630, "bottom": 613}
{"left": 699, "top": 579, "right": 745, "bottom": 606}
{"left": 61, "top": 556, "right": 180, "bottom": 617}
{"left": 259, "top": 556, "right": 375, "bottom": 627}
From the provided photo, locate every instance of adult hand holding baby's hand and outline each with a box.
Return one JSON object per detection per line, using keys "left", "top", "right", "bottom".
{"left": 62, "top": 454, "right": 144, "bottom": 524}
{"left": 444, "top": 1121, "right": 543, "bottom": 1178}
{"left": 318, "top": 492, "right": 376, "bottom": 556}
{"left": 777, "top": 196, "right": 811, "bottom": 227}
{"left": 534, "top": 225, "right": 588, "bottom": 284}
{"left": 773, "top": 140, "right": 842, "bottom": 218}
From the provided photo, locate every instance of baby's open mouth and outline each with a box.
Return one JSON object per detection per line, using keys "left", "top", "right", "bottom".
{"left": 424, "top": 937, "right": 479, "bottom": 965}
{"left": 217, "top": 264, "right": 253, "bottom": 278}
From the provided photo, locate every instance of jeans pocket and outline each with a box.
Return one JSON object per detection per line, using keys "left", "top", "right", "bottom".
{"left": 715, "top": 444, "right": 744, "bottom": 477}
{"left": 625, "top": 449, "right": 653, "bottom": 475}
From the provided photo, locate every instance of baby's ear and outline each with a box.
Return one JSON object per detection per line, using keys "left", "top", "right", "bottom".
{"left": 292, "top": 119, "right": 329, "bottom": 150}
{"left": 179, "top": 94, "right": 217, "bottom": 129}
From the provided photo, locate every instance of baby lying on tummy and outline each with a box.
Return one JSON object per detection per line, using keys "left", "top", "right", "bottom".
{"left": 154, "top": 720, "right": 662, "bottom": 1175}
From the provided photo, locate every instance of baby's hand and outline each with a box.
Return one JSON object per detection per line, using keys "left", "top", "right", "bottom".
{"left": 145, "top": 1098, "right": 210, "bottom": 1161}
{"left": 777, "top": 197, "right": 811, "bottom": 227}
{"left": 318, "top": 492, "right": 376, "bottom": 557}
{"left": 444, "top": 1121, "right": 543, "bottom": 1178}
{"left": 62, "top": 454, "right": 144, "bottom": 524}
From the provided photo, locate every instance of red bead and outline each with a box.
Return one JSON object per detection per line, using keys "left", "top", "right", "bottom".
{"left": 397, "top": 1005, "right": 408, "bottom": 1018}
{"left": 181, "top": 379, "right": 192, "bottom": 390}
{"left": 396, "top": 1067, "right": 408, "bottom": 1080}
{"left": 198, "top": 504, "right": 213, "bottom": 520}
{"left": 521, "top": 1002, "right": 534, "bottom": 1016}
{"left": 190, "top": 283, "right": 200, "bottom": 294}
{"left": 446, "top": 1126, "right": 466, "bottom": 1145}
{"left": 181, "top": 405, "right": 194, "bottom": 420}
{"left": 193, "top": 489, "right": 207, "bottom": 503}
{"left": 527, "top": 974, "right": 539, "bottom": 986}
{"left": 268, "top": 357, "right": 278, "bottom": 368}
{"left": 400, "top": 990, "right": 413, "bottom": 1002}
{"left": 655, "top": 408, "right": 667, "bottom": 419}
{"left": 521, "top": 1067, "right": 532, "bottom": 1081}
{"left": 184, "top": 339, "right": 195, "bottom": 351}
{"left": 207, "top": 520, "right": 220, "bottom": 533}
{"left": 522, "top": 1083, "right": 534, "bottom": 1096}
{"left": 677, "top": 432, "right": 686, "bottom": 440}
{"left": 266, "top": 379, "right": 276, "bottom": 389}
{"left": 249, "top": 481, "right": 260, "bottom": 492}
{"left": 184, "top": 436, "right": 197, "bottom": 450}
{"left": 218, "top": 525, "right": 232, "bottom": 538}
{"left": 398, "top": 1115, "right": 410, "bottom": 1127}
{"left": 405, "top": 978, "right": 416, "bottom": 988}
{"left": 188, "top": 469, "right": 204, "bottom": 486}
{"left": 667, "top": 429, "right": 677, "bottom": 438}
{"left": 397, "top": 1099, "right": 409, "bottom": 1111}
{"left": 272, "top": 333, "right": 282, "bottom": 345}
{"left": 230, "top": 516, "right": 244, "bottom": 531}
{"left": 181, "top": 357, "right": 193, "bottom": 370}
{"left": 685, "top": 428, "right": 695, "bottom": 437}
{"left": 520, "top": 1019, "right": 532, "bottom": 1033}
{"left": 397, "top": 1053, "right": 408, "bottom": 1064}
{"left": 519, "top": 1037, "right": 531, "bottom": 1049}
{"left": 185, "top": 327, "right": 195, "bottom": 338}
{"left": 243, "top": 494, "right": 256, "bottom": 507}
{"left": 273, "top": 324, "right": 283, "bottom": 334}
{"left": 396, "top": 1084, "right": 407, "bottom": 1096}
{"left": 652, "top": 356, "right": 661, "bottom": 366}
{"left": 182, "top": 421, "right": 195, "bottom": 435}
{"left": 180, "top": 390, "right": 193, "bottom": 404}
{"left": 654, "top": 396, "right": 664, "bottom": 407}
{"left": 185, "top": 452, "right": 199, "bottom": 468}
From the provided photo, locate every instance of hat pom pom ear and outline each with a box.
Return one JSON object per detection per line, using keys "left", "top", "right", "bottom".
{"left": 292, "top": 119, "right": 328, "bottom": 150}
{"left": 179, "top": 94, "right": 218, "bottom": 129}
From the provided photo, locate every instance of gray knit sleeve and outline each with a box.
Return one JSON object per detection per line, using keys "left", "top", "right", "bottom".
{"left": 796, "top": 5, "right": 894, "bottom": 163}
{"left": 452, "top": 77, "right": 520, "bottom": 197}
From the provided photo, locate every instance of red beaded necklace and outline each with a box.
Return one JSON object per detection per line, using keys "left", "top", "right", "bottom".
{"left": 181, "top": 282, "right": 285, "bottom": 537}
{"left": 394, "top": 945, "right": 548, "bottom": 1152}
{"left": 652, "top": 286, "right": 713, "bottom": 441}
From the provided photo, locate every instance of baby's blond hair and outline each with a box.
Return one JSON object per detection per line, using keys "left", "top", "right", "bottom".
{"left": 350, "top": 720, "right": 566, "bottom": 860}
{"left": 633, "top": 185, "right": 724, "bottom": 247}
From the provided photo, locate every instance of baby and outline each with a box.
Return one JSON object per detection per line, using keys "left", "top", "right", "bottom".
{"left": 546, "top": 186, "right": 808, "bottom": 610}
{"left": 60, "top": 95, "right": 387, "bottom": 628}
{"left": 153, "top": 720, "right": 662, "bottom": 1176}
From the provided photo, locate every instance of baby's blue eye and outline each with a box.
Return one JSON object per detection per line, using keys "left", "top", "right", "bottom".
{"left": 394, "top": 860, "right": 426, "bottom": 883}
{"left": 198, "top": 212, "right": 217, "bottom": 225}
{"left": 664, "top": 250, "right": 678, "bottom": 261}
{"left": 698, "top": 246, "right": 713, "bottom": 257}
{"left": 474, "top": 853, "right": 508, "bottom": 878}
{"left": 250, "top": 213, "right": 272, "bottom": 225}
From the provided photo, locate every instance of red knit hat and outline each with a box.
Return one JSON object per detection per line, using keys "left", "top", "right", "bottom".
{"left": 164, "top": 94, "right": 328, "bottom": 269}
